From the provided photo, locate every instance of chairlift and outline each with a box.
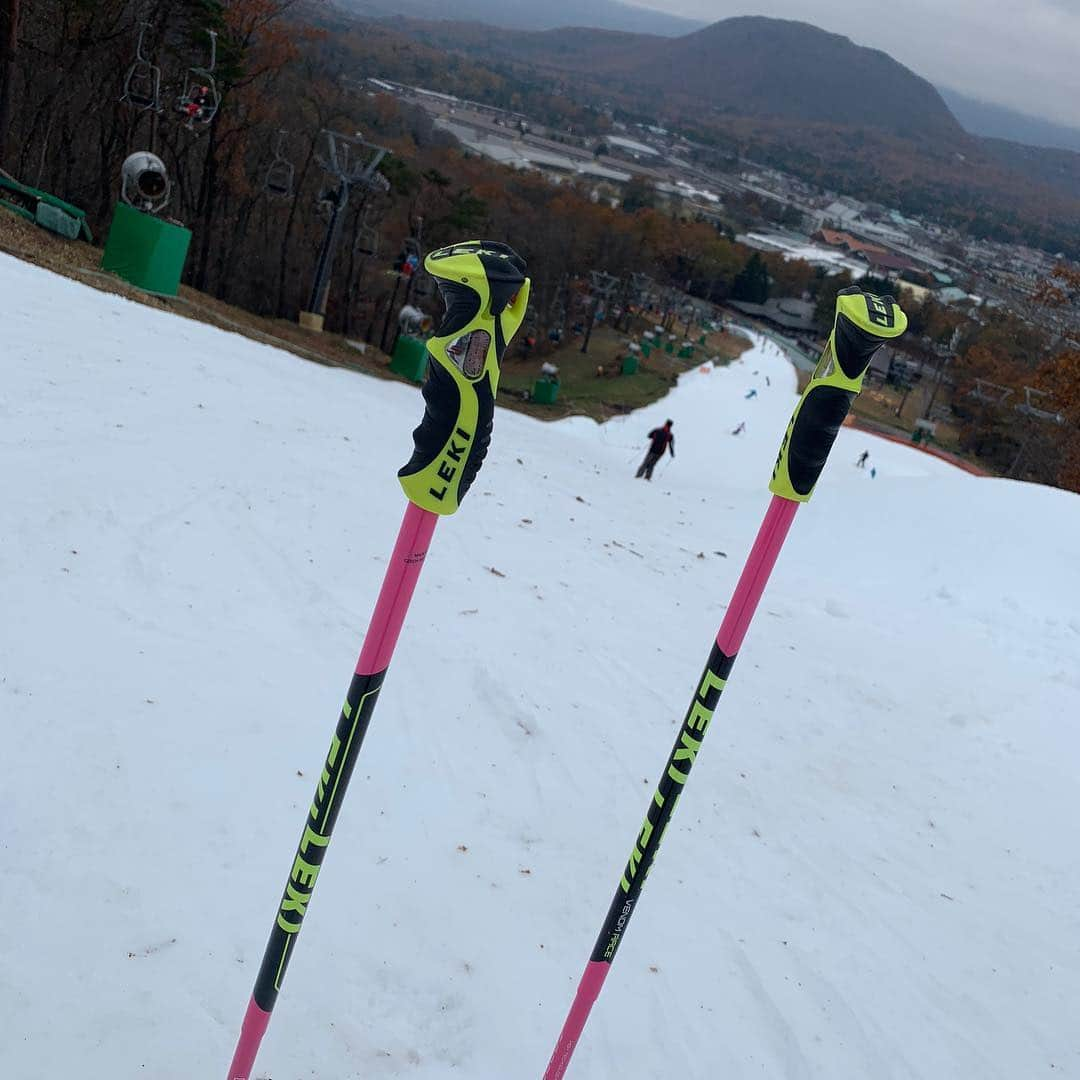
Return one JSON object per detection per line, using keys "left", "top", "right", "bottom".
{"left": 316, "top": 184, "right": 340, "bottom": 224}
{"left": 355, "top": 205, "right": 379, "bottom": 256}
{"left": 411, "top": 271, "right": 436, "bottom": 301}
{"left": 177, "top": 29, "right": 220, "bottom": 130}
{"left": 968, "top": 378, "right": 1013, "bottom": 406}
{"left": 121, "top": 22, "right": 162, "bottom": 112}
{"left": 264, "top": 130, "right": 295, "bottom": 199}
{"left": 1015, "top": 386, "right": 1065, "bottom": 425}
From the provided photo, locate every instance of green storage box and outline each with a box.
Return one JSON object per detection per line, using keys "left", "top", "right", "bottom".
{"left": 390, "top": 335, "right": 429, "bottom": 383}
{"left": 678, "top": 345, "right": 694, "bottom": 359}
{"left": 640, "top": 342, "right": 652, "bottom": 358}
{"left": 698, "top": 334, "right": 707, "bottom": 346}
{"left": 532, "top": 379, "right": 559, "bottom": 405}
{"left": 101, "top": 202, "right": 191, "bottom": 297}
{"left": 621, "top": 354, "right": 639, "bottom": 375}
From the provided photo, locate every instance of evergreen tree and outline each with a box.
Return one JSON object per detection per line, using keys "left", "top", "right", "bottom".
{"left": 731, "top": 251, "right": 769, "bottom": 303}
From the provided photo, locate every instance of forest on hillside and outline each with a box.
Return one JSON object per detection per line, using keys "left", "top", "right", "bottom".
{"left": 0, "top": 1, "right": 758, "bottom": 334}
{"left": 0, "top": 0, "right": 1077, "bottom": 492}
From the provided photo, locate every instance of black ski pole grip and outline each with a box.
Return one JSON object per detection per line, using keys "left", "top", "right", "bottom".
{"left": 769, "top": 287, "right": 907, "bottom": 502}
{"left": 398, "top": 241, "right": 530, "bottom": 515}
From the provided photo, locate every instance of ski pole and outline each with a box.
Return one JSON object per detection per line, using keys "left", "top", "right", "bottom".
{"left": 542, "top": 287, "right": 907, "bottom": 1079}
{"left": 227, "top": 240, "right": 530, "bottom": 1080}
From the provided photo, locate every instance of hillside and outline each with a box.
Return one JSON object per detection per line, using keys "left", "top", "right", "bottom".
{"left": 5, "top": 252, "right": 1080, "bottom": 1078}
{"left": 939, "top": 85, "right": 1080, "bottom": 155}
{"left": 390, "top": 14, "right": 1080, "bottom": 254}
{"left": 596, "top": 16, "right": 963, "bottom": 142}
{"left": 397, "top": 16, "right": 962, "bottom": 141}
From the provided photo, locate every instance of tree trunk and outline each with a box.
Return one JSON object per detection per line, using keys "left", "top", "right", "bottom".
{"left": 0, "top": 0, "right": 19, "bottom": 172}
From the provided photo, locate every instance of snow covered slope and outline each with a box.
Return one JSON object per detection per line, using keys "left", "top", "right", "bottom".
{"left": 2, "top": 251, "right": 1078, "bottom": 1079}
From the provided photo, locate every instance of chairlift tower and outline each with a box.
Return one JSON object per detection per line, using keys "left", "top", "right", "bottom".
{"left": 1009, "top": 386, "right": 1066, "bottom": 477}
{"left": 580, "top": 269, "right": 620, "bottom": 354}
{"left": 300, "top": 130, "right": 389, "bottom": 333}
{"left": 379, "top": 219, "right": 425, "bottom": 354}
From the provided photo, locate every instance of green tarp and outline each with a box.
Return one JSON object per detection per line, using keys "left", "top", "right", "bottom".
{"left": 0, "top": 175, "right": 93, "bottom": 242}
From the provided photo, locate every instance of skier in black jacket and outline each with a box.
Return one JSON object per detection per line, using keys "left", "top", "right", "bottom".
{"left": 635, "top": 419, "right": 674, "bottom": 480}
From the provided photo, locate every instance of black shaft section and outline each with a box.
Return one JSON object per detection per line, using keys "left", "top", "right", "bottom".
{"left": 252, "top": 668, "right": 386, "bottom": 1012}
{"left": 589, "top": 643, "right": 736, "bottom": 965}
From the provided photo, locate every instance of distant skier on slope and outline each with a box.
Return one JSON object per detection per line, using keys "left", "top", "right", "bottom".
{"left": 856, "top": 450, "right": 870, "bottom": 468}
{"left": 635, "top": 419, "right": 674, "bottom": 481}
{"left": 731, "top": 421, "right": 746, "bottom": 436}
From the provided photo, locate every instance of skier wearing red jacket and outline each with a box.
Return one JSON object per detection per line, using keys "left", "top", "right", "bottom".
{"left": 635, "top": 419, "right": 674, "bottom": 480}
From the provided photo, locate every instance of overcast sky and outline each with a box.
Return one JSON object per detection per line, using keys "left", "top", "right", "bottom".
{"left": 641, "top": 0, "right": 1080, "bottom": 129}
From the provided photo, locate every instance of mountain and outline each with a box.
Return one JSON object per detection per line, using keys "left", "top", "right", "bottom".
{"left": 939, "top": 86, "right": 1080, "bottom": 154}
{"left": 339, "top": 0, "right": 703, "bottom": 37}
{"left": 602, "top": 16, "right": 963, "bottom": 142}
{"left": 397, "top": 16, "right": 963, "bottom": 142}
{"left": 380, "top": 13, "right": 1080, "bottom": 254}
{"left": 981, "top": 137, "right": 1080, "bottom": 203}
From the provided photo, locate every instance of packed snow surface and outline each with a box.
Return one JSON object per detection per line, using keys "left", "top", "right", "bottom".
{"left": 2, "top": 251, "right": 1078, "bottom": 1079}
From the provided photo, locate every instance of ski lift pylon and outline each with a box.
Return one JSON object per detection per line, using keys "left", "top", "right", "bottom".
{"left": 121, "top": 21, "right": 162, "bottom": 113}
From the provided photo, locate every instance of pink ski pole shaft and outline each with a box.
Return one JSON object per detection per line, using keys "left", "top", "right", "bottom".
{"left": 543, "top": 287, "right": 908, "bottom": 1078}
{"left": 227, "top": 241, "right": 530, "bottom": 1078}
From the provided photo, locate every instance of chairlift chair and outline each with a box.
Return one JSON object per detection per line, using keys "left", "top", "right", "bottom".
{"left": 177, "top": 29, "right": 220, "bottom": 130}
{"left": 265, "top": 130, "right": 295, "bottom": 199}
{"left": 355, "top": 204, "right": 379, "bottom": 256}
{"left": 411, "top": 271, "right": 436, "bottom": 301}
{"left": 121, "top": 22, "right": 162, "bottom": 112}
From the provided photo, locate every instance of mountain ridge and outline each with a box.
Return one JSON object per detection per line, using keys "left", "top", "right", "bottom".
{"left": 939, "top": 85, "right": 1080, "bottom": 155}
{"left": 339, "top": 0, "right": 703, "bottom": 37}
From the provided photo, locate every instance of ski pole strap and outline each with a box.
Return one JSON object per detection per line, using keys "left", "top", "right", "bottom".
{"left": 769, "top": 287, "right": 907, "bottom": 502}
{"left": 398, "top": 240, "right": 530, "bottom": 515}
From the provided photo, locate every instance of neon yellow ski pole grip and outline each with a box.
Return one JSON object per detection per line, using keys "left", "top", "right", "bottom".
{"left": 769, "top": 287, "right": 907, "bottom": 502}
{"left": 398, "top": 240, "right": 531, "bottom": 514}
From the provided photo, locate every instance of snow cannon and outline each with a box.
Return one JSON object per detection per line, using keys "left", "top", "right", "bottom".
{"left": 120, "top": 151, "right": 171, "bottom": 215}
{"left": 102, "top": 151, "right": 190, "bottom": 297}
{"left": 770, "top": 287, "right": 907, "bottom": 502}
{"left": 398, "top": 240, "right": 530, "bottom": 515}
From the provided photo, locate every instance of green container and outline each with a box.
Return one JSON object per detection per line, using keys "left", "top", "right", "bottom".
{"left": 101, "top": 203, "right": 191, "bottom": 297}
{"left": 390, "top": 335, "right": 429, "bottom": 383}
{"left": 640, "top": 342, "right": 652, "bottom": 358}
{"left": 621, "top": 354, "right": 639, "bottom": 375}
{"left": 678, "top": 345, "right": 694, "bottom": 359}
{"left": 532, "top": 379, "right": 559, "bottom": 405}
{"left": 698, "top": 334, "right": 707, "bottom": 346}
{"left": 664, "top": 341, "right": 674, "bottom": 354}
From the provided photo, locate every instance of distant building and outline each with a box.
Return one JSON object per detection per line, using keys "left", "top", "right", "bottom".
{"left": 937, "top": 286, "right": 973, "bottom": 305}
{"left": 859, "top": 250, "right": 921, "bottom": 277}
{"left": 605, "top": 136, "right": 661, "bottom": 159}
{"left": 897, "top": 281, "right": 932, "bottom": 305}
{"left": 726, "top": 297, "right": 817, "bottom": 333}
{"left": 813, "top": 228, "right": 887, "bottom": 258}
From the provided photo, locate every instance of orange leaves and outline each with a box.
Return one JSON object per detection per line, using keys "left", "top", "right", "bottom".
{"left": 1036, "top": 350, "right": 1080, "bottom": 421}
{"left": 1035, "top": 263, "right": 1080, "bottom": 309}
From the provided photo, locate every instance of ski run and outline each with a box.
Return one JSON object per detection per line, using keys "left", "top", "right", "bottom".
{"left": 3, "top": 250, "right": 1079, "bottom": 1078}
